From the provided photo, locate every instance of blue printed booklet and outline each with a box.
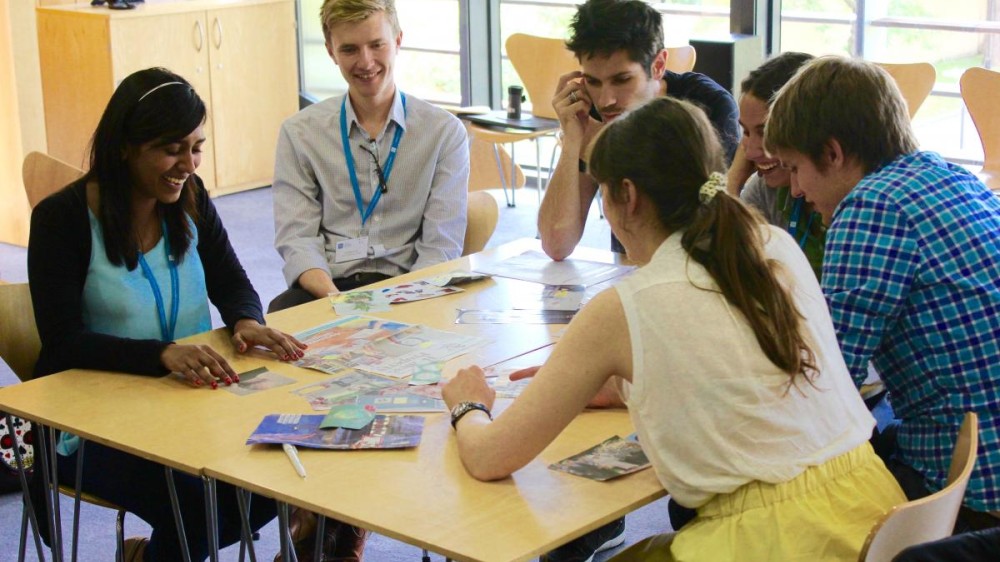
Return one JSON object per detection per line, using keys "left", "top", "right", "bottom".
{"left": 246, "top": 413, "right": 424, "bottom": 450}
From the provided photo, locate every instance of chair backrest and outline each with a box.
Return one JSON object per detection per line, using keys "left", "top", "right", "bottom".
{"left": 505, "top": 33, "right": 580, "bottom": 120}
{"left": 875, "top": 62, "right": 936, "bottom": 120}
{"left": 664, "top": 45, "right": 697, "bottom": 73}
{"left": 0, "top": 283, "right": 41, "bottom": 383}
{"left": 22, "top": 151, "right": 85, "bottom": 209}
{"left": 960, "top": 66, "right": 1000, "bottom": 173}
{"left": 858, "top": 412, "right": 979, "bottom": 562}
{"left": 467, "top": 127, "right": 526, "bottom": 192}
{"left": 463, "top": 192, "right": 499, "bottom": 256}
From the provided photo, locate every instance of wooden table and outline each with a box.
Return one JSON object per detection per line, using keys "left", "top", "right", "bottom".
{"left": 0, "top": 239, "right": 667, "bottom": 562}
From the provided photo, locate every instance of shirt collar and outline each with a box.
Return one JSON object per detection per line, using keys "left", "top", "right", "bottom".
{"left": 343, "top": 89, "right": 407, "bottom": 140}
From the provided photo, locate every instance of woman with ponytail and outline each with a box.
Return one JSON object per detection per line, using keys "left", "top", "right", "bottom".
{"left": 442, "top": 97, "right": 904, "bottom": 561}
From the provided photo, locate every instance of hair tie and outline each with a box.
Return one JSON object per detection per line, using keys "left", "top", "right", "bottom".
{"left": 138, "top": 81, "right": 185, "bottom": 102}
{"left": 698, "top": 172, "right": 725, "bottom": 205}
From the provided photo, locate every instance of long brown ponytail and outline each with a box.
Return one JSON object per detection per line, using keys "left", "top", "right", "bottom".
{"left": 589, "top": 97, "right": 817, "bottom": 381}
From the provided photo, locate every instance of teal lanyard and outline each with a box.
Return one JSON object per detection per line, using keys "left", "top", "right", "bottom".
{"left": 786, "top": 197, "right": 815, "bottom": 249}
{"left": 340, "top": 93, "right": 407, "bottom": 226}
{"left": 137, "top": 219, "right": 179, "bottom": 341}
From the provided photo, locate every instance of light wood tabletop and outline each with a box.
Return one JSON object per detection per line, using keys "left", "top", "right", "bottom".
{"left": 0, "top": 239, "right": 667, "bottom": 562}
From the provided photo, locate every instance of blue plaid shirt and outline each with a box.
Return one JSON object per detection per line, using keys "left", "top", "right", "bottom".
{"left": 824, "top": 151, "right": 1000, "bottom": 512}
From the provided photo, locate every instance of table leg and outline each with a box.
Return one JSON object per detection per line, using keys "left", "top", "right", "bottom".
{"left": 165, "top": 466, "right": 193, "bottom": 562}
{"left": 40, "top": 425, "right": 64, "bottom": 562}
{"left": 276, "top": 501, "right": 292, "bottom": 562}
{"left": 71, "top": 439, "right": 86, "bottom": 562}
{"left": 6, "top": 413, "right": 45, "bottom": 561}
{"left": 313, "top": 515, "right": 326, "bottom": 562}
{"left": 203, "top": 475, "right": 219, "bottom": 562}
{"left": 235, "top": 489, "right": 258, "bottom": 562}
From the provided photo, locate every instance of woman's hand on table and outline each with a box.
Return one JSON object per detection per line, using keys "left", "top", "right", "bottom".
{"left": 442, "top": 366, "right": 496, "bottom": 411}
{"left": 161, "top": 343, "right": 238, "bottom": 389}
{"left": 231, "top": 319, "right": 307, "bottom": 362}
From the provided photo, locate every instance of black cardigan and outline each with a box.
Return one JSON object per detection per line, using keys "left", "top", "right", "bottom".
{"left": 27, "top": 177, "right": 265, "bottom": 378}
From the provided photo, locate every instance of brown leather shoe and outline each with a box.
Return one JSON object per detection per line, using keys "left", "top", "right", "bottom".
{"left": 324, "top": 522, "right": 369, "bottom": 562}
{"left": 274, "top": 508, "right": 320, "bottom": 562}
{"left": 121, "top": 537, "right": 148, "bottom": 562}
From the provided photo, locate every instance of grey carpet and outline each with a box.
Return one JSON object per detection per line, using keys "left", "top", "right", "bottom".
{"left": 0, "top": 185, "right": 670, "bottom": 561}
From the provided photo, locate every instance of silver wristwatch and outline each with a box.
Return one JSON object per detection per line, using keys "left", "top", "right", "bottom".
{"left": 450, "top": 401, "right": 492, "bottom": 429}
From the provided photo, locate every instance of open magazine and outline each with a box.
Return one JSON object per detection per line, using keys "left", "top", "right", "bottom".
{"left": 246, "top": 413, "right": 424, "bottom": 450}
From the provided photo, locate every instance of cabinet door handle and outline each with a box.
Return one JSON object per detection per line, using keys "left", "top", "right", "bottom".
{"left": 212, "top": 17, "right": 223, "bottom": 49}
{"left": 193, "top": 20, "right": 204, "bottom": 52}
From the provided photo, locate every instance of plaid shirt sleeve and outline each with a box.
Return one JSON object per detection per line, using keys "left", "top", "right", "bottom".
{"left": 822, "top": 190, "right": 920, "bottom": 387}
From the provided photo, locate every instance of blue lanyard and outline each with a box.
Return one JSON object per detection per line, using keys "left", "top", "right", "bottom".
{"left": 137, "top": 219, "right": 179, "bottom": 341}
{"left": 340, "top": 93, "right": 407, "bottom": 226}
{"left": 786, "top": 197, "right": 815, "bottom": 249}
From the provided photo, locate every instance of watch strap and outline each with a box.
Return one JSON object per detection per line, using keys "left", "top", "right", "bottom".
{"left": 450, "top": 401, "right": 492, "bottom": 429}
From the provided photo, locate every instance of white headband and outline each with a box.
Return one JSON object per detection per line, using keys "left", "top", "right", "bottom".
{"left": 138, "top": 81, "right": 185, "bottom": 102}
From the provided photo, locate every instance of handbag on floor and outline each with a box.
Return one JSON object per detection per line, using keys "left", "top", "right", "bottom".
{"left": 0, "top": 413, "right": 34, "bottom": 493}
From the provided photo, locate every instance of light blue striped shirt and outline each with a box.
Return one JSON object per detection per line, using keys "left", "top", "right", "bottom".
{"left": 272, "top": 90, "right": 469, "bottom": 287}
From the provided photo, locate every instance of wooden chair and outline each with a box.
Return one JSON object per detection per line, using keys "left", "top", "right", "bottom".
{"left": 468, "top": 125, "right": 525, "bottom": 194}
{"left": 858, "top": 412, "right": 979, "bottom": 562}
{"left": 467, "top": 33, "right": 579, "bottom": 207}
{"left": 960, "top": 66, "right": 1000, "bottom": 192}
{"left": 875, "top": 62, "right": 936, "bottom": 120}
{"left": 21, "top": 151, "right": 85, "bottom": 209}
{"left": 504, "top": 33, "right": 579, "bottom": 121}
{"left": 0, "top": 283, "right": 129, "bottom": 562}
{"left": 463, "top": 192, "right": 500, "bottom": 256}
{"left": 664, "top": 45, "right": 697, "bottom": 73}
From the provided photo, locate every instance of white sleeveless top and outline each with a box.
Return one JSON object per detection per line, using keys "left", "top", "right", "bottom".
{"left": 613, "top": 225, "right": 873, "bottom": 508}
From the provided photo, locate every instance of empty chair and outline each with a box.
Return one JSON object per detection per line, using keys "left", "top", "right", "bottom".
{"left": 664, "top": 45, "right": 697, "bottom": 73}
{"left": 875, "top": 62, "right": 936, "bottom": 120}
{"left": 504, "top": 33, "right": 580, "bottom": 121}
{"left": 960, "top": 66, "right": 1000, "bottom": 192}
{"left": 21, "top": 151, "right": 85, "bottom": 209}
{"left": 467, "top": 125, "right": 526, "bottom": 204}
{"left": 858, "top": 412, "right": 979, "bottom": 562}
{"left": 466, "top": 33, "right": 579, "bottom": 206}
{"left": 463, "top": 191, "right": 500, "bottom": 256}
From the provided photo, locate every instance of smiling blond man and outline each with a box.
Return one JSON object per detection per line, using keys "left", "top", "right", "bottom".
{"left": 271, "top": 0, "right": 468, "bottom": 313}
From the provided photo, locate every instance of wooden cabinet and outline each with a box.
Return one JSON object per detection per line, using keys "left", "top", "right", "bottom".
{"left": 37, "top": 0, "right": 298, "bottom": 195}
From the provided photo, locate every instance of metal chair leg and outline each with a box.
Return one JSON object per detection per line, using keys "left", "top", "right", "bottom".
{"left": 492, "top": 144, "right": 513, "bottom": 207}
{"left": 8, "top": 413, "right": 45, "bottom": 562}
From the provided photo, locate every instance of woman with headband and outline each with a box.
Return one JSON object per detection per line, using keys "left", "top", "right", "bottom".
{"left": 28, "top": 67, "right": 304, "bottom": 561}
{"left": 441, "top": 97, "right": 904, "bottom": 561}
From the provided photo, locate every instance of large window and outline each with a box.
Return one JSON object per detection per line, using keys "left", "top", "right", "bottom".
{"left": 780, "top": 0, "right": 1000, "bottom": 164}
{"left": 298, "top": 0, "right": 462, "bottom": 104}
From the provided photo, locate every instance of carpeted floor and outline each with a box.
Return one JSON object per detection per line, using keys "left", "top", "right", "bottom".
{"left": 0, "top": 184, "right": 671, "bottom": 561}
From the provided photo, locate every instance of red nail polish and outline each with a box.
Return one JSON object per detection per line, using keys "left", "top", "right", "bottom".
{"left": 194, "top": 380, "right": 203, "bottom": 386}
{"left": 211, "top": 381, "right": 218, "bottom": 389}
{"left": 225, "top": 377, "right": 233, "bottom": 385}
{"left": 233, "top": 376, "right": 240, "bottom": 383}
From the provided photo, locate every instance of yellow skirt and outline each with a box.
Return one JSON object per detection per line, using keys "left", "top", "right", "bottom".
{"left": 612, "top": 442, "right": 906, "bottom": 562}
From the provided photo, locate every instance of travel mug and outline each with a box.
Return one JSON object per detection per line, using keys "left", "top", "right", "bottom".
{"left": 507, "top": 85, "right": 526, "bottom": 119}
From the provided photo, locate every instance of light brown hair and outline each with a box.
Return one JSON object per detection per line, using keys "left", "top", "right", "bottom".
{"left": 320, "top": 0, "right": 400, "bottom": 43}
{"left": 764, "top": 56, "right": 918, "bottom": 174}
{"left": 589, "top": 97, "right": 817, "bottom": 382}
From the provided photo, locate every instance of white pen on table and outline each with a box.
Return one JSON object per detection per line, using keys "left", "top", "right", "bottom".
{"left": 283, "top": 443, "right": 307, "bottom": 479}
